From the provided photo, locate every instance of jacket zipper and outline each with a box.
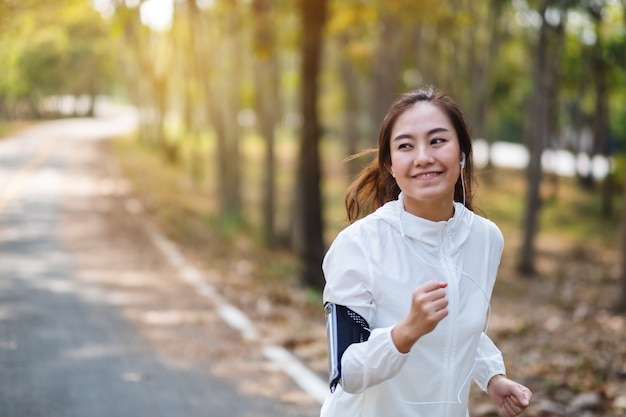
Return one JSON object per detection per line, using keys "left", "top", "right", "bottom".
{"left": 441, "top": 224, "right": 458, "bottom": 417}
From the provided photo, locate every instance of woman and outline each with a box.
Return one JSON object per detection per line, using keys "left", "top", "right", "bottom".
{"left": 322, "top": 86, "right": 532, "bottom": 417}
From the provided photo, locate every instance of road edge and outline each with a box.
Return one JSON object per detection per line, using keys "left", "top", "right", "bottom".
{"left": 127, "top": 198, "right": 328, "bottom": 405}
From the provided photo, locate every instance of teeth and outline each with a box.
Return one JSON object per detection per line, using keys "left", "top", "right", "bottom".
{"left": 416, "top": 172, "right": 438, "bottom": 179}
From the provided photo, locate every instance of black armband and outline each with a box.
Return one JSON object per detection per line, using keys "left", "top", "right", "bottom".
{"left": 324, "top": 302, "right": 371, "bottom": 392}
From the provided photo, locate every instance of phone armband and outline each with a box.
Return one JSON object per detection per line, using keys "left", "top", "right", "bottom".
{"left": 324, "top": 303, "right": 371, "bottom": 392}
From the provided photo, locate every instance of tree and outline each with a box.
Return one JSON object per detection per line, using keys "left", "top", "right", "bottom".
{"left": 518, "top": 0, "right": 570, "bottom": 275}
{"left": 253, "top": 0, "right": 281, "bottom": 246}
{"left": 337, "top": 31, "right": 367, "bottom": 177}
{"left": 295, "top": 0, "right": 329, "bottom": 289}
{"left": 211, "top": 0, "right": 244, "bottom": 219}
{"left": 114, "top": 4, "right": 171, "bottom": 152}
{"left": 64, "top": 9, "right": 116, "bottom": 116}
{"left": 619, "top": 175, "right": 626, "bottom": 312}
{"left": 16, "top": 27, "right": 67, "bottom": 117}
{"left": 368, "top": 10, "right": 403, "bottom": 129}
{"left": 327, "top": 3, "right": 374, "bottom": 177}
{"left": 468, "top": 0, "right": 506, "bottom": 142}
{"left": 617, "top": 0, "right": 626, "bottom": 313}
{"left": 0, "top": 0, "right": 115, "bottom": 119}
{"left": 587, "top": 3, "right": 613, "bottom": 217}
{"left": 178, "top": 0, "right": 217, "bottom": 186}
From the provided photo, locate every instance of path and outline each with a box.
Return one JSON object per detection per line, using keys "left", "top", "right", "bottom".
{"left": 0, "top": 107, "right": 322, "bottom": 417}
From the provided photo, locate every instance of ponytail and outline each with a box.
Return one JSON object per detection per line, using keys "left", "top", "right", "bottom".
{"left": 345, "top": 150, "right": 401, "bottom": 223}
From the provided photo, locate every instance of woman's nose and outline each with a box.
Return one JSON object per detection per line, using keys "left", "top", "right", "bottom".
{"left": 413, "top": 148, "right": 434, "bottom": 166}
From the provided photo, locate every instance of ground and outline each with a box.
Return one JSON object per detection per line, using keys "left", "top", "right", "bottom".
{"left": 59, "top": 140, "right": 321, "bottom": 415}
{"left": 71, "top": 140, "right": 626, "bottom": 417}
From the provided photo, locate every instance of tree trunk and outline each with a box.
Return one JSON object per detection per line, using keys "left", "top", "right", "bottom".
{"left": 86, "top": 94, "right": 96, "bottom": 118}
{"left": 369, "top": 14, "right": 402, "bottom": 143}
{"left": 295, "top": 0, "right": 328, "bottom": 289}
{"left": 518, "top": 0, "right": 550, "bottom": 276}
{"left": 618, "top": 175, "right": 626, "bottom": 312}
{"left": 207, "top": 1, "right": 242, "bottom": 218}
{"left": 253, "top": 0, "right": 281, "bottom": 246}
{"left": 473, "top": 0, "right": 504, "bottom": 138}
{"left": 120, "top": 6, "right": 162, "bottom": 148}
{"left": 591, "top": 14, "right": 612, "bottom": 217}
{"left": 616, "top": 0, "right": 626, "bottom": 314}
{"left": 186, "top": 0, "right": 242, "bottom": 218}
{"left": 518, "top": 1, "right": 569, "bottom": 276}
{"left": 153, "top": 75, "right": 174, "bottom": 163}
{"left": 185, "top": 0, "right": 215, "bottom": 188}
{"left": 338, "top": 34, "right": 363, "bottom": 178}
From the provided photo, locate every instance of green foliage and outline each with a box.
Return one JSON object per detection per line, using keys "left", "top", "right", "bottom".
{"left": 0, "top": 0, "right": 118, "bottom": 118}
{"left": 17, "top": 27, "right": 68, "bottom": 99}
{"left": 478, "top": 168, "right": 622, "bottom": 245}
{"left": 541, "top": 181, "right": 622, "bottom": 243}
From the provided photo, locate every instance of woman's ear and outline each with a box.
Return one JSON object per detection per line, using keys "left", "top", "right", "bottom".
{"left": 390, "top": 166, "right": 396, "bottom": 178}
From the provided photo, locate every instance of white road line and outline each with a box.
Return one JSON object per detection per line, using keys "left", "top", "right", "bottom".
{"left": 263, "top": 345, "right": 328, "bottom": 403}
{"left": 136, "top": 206, "right": 327, "bottom": 404}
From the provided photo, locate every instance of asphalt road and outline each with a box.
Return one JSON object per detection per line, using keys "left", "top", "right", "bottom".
{"left": 0, "top": 107, "right": 321, "bottom": 417}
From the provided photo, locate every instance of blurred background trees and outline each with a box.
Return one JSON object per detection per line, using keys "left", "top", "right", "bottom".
{"left": 0, "top": 0, "right": 114, "bottom": 118}
{"left": 1, "top": 0, "right": 625, "bottom": 304}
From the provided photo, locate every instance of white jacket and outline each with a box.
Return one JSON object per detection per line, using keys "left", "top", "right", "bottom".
{"left": 321, "top": 195, "right": 506, "bottom": 417}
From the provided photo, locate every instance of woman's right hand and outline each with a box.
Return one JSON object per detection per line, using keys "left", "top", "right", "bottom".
{"left": 391, "top": 280, "right": 449, "bottom": 353}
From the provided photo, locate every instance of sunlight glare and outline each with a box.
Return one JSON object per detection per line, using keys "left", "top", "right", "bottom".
{"left": 197, "top": 0, "right": 217, "bottom": 9}
{"left": 140, "top": 0, "right": 174, "bottom": 32}
{"left": 91, "top": 0, "right": 116, "bottom": 18}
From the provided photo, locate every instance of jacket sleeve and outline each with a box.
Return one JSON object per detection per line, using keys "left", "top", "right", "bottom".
{"left": 471, "top": 332, "right": 506, "bottom": 392}
{"left": 469, "top": 219, "right": 506, "bottom": 392}
{"left": 339, "top": 327, "right": 409, "bottom": 393}
{"left": 322, "top": 229, "right": 409, "bottom": 394}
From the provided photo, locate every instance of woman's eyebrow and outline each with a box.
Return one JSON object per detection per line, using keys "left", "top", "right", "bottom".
{"left": 428, "top": 127, "right": 450, "bottom": 135}
{"left": 393, "top": 127, "right": 450, "bottom": 141}
{"left": 392, "top": 134, "right": 412, "bottom": 142}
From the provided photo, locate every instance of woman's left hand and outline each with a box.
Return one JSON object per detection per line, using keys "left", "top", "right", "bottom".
{"left": 487, "top": 375, "right": 532, "bottom": 417}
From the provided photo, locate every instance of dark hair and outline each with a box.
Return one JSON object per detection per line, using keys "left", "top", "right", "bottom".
{"left": 345, "top": 85, "right": 475, "bottom": 222}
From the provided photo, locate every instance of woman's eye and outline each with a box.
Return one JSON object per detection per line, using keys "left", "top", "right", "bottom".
{"left": 431, "top": 138, "right": 446, "bottom": 145}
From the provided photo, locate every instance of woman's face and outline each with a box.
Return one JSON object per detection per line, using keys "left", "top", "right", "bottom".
{"left": 389, "top": 102, "right": 462, "bottom": 220}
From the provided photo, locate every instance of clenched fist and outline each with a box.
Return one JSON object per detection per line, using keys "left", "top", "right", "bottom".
{"left": 391, "top": 280, "right": 449, "bottom": 353}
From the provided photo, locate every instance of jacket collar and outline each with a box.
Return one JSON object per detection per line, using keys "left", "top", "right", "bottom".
{"left": 374, "top": 192, "right": 472, "bottom": 253}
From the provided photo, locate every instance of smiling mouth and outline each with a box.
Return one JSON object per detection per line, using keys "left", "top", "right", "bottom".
{"left": 413, "top": 171, "right": 441, "bottom": 179}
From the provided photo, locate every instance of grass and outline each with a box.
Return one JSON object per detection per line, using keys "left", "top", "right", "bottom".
{"left": 476, "top": 167, "right": 621, "bottom": 247}
{"left": 110, "top": 131, "right": 317, "bottom": 305}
